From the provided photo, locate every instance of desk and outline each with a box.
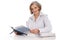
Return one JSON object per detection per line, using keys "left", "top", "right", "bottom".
{"left": 9, "top": 33, "right": 56, "bottom": 40}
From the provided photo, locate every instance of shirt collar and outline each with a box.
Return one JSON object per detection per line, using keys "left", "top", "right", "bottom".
{"left": 32, "top": 12, "right": 43, "bottom": 22}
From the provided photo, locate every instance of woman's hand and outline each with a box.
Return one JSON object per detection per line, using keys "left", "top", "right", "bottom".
{"left": 30, "top": 29, "right": 40, "bottom": 34}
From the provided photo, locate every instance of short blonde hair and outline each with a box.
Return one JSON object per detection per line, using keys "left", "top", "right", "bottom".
{"left": 29, "top": 1, "right": 42, "bottom": 14}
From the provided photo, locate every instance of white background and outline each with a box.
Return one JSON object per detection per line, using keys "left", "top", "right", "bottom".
{"left": 0, "top": 0, "right": 60, "bottom": 40}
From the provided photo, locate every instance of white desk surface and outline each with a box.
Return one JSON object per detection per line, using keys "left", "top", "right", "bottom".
{"left": 9, "top": 33, "right": 56, "bottom": 40}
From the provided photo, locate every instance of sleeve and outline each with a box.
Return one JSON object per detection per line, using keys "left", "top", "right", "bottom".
{"left": 26, "top": 21, "right": 29, "bottom": 28}
{"left": 26, "top": 17, "right": 32, "bottom": 28}
{"left": 39, "top": 15, "right": 52, "bottom": 33}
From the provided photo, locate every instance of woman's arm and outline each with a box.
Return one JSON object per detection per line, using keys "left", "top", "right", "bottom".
{"left": 26, "top": 21, "right": 40, "bottom": 34}
{"left": 39, "top": 15, "right": 52, "bottom": 33}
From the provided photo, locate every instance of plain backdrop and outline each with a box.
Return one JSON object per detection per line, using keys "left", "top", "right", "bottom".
{"left": 0, "top": 0, "right": 60, "bottom": 40}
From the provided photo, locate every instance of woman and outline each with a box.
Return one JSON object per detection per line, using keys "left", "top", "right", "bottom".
{"left": 14, "top": 1, "right": 52, "bottom": 36}
{"left": 26, "top": 1, "right": 52, "bottom": 35}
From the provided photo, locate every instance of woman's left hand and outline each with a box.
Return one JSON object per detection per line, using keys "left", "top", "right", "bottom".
{"left": 30, "top": 29, "right": 40, "bottom": 34}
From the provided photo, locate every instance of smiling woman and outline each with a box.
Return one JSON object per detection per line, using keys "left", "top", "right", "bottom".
{"left": 26, "top": 1, "right": 52, "bottom": 35}
{"left": 13, "top": 1, "right": 53, "bottom": 36}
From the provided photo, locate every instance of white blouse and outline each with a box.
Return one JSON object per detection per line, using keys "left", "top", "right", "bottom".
{"left": 26, "top": 12, "right": 52, "bottom": 33}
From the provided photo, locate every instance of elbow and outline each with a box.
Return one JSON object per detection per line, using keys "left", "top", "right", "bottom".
{"left": 46, "top": 26, "right": 52, "bottom": 33}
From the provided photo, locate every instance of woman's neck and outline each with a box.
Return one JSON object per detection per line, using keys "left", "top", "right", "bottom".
{"left": 34, "top": 13, "right": 40, "bottom": 21}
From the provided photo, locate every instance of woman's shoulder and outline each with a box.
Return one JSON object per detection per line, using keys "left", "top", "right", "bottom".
{"left": 40, "top": 12, "right": 48, "bottom": 18}
{"left": 27, "top": 15, "right": 33, "bottom": 21}
{"left": 39, "top": 12, "right": 49, "bottom": 20}
{"left": 29, "top": 16, "right": 33, "bottom": 21}
{"left": 40, "top": 12, "right": 47, "bottom": 16}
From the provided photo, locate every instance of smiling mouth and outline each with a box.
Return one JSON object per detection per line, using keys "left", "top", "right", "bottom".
{"left": 33, "top": 11, "right": 38, "bottom": 13}
{"left": 33, "top": 11, "right": 37, "bottom": 12}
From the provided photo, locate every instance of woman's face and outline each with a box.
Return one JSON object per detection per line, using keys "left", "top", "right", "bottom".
{"left": 31, "top": 4, "right": 40, "bottom": 15}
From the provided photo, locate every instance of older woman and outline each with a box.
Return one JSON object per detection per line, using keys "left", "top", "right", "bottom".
{"left": 13, "top": 1, "right": 52, "bottom": 36}
{"left": 26, "top": 1, "right": 52, "bottom": 35}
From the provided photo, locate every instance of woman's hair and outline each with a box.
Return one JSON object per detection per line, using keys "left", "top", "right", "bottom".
{"left": 29, "top": 1, "right": 42, "bottom": 14}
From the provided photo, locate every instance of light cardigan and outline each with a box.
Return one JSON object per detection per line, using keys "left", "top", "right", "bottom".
{"left": 26, "top": 12, "right": 52, "bottom": 34}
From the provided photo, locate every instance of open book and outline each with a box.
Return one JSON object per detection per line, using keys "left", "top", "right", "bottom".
{"left": 10, "top": 26, "right": 30, "bottom": 35}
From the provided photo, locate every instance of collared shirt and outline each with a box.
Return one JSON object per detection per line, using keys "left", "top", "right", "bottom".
{"left": 26, "top": 12, "right": 52, "bottom": 33}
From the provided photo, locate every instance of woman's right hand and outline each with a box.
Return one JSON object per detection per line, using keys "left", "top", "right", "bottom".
{"left": 30, "top": 29, "right": 34, "bottom": 33}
